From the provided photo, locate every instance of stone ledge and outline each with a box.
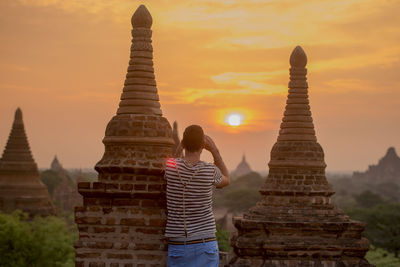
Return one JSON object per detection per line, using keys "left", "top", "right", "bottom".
{"left": 232, "top": 217, "right": 366, "bottom": 232}
{"left": 77, "top": 182, "right": 165, "bottom": 198}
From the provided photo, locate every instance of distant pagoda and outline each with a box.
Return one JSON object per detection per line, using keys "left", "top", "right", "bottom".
{"left": 353, "top": 147, "right": 400, "bottom": 184}
{"left": 232, "top": 154, "right": 253, "bottom": 178}
{"left": 172, "top": 121, "right": 181, "bottom": 156}
{"left": 50, "top": 155, "right": 82, "bottom": 212}
{"left": 230, "top": 47, "right": 372, "bottom": 266}
{"left": 51, "top": 155, "right": 63, "bottom": 173}
{"left": 0, "top": 108, "right": 55, "bottom": 216}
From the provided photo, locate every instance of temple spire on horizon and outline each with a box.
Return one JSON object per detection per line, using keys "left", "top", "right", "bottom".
{"left": 172, "top": 121, "right": 181, "bottom": 156}
{"left": 51, "top": 155, "right": 63, "bottom": 172}
{"left": 231, "top": 152, "right": 253, "bottom": 178}
{"left": 1, "top": 108, "right": 35, "bottom": 163}
{"left": 0, "top": 108, "right": 55, "bottom": 216}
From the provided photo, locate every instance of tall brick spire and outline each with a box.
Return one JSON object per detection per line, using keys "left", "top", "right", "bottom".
{"left": 278, "top": 46, "right": 316, "bottom": 143}
{"left": 262, "top": 45, "right": 332, "bottom": 197}
{"left": 0, "top": 108, "right": 55, "bottom": 216}
{"left": 74, "top": 5, "right": 174, "bottom": 266}
{"left": 117, "top": 5, "right": 161, "bottom": 116}
{"left": 230, "top": 46, "right": 372, "bottom": 266}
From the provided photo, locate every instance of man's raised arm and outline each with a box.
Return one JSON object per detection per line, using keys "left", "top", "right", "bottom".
{"left": 204, "top": 135, "right": 230, "bottom": 188}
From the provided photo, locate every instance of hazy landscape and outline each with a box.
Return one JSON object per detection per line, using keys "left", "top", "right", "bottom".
{"left": 4, "top": 147, "right": 399, "bottom": 266}
{"left": 1, "top": 1, "right": 399, "bottom": 266}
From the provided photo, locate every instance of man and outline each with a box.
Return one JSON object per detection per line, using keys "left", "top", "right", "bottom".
{"left": 164, "top": 125, "right": 230, "bottom": 267}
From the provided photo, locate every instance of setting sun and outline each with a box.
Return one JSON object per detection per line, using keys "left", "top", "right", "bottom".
{"left": 0, "top": 0, "right": 399, "bottom": 172}
{"left": 226, "top": 113, "right": 243, "bottom": 127}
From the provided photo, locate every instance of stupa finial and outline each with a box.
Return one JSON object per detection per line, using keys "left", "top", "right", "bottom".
{"left": 277, "top": 46, "right": 316, "bottom": 143}
{"left": 14, "top": 107, "right": 23, "bottom": 124}
{"left": 131, "top": 5, "right": 153, "bottom": 29}
{"left": 290, "top": 46, "right": 307, "bottom": 68}
{"left": 116, "top": 4, "right": 161, "bottom": 116}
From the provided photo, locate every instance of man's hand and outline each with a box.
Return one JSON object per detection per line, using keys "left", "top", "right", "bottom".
{"left": 204, "top": 135, "right": 230, "bottom": 188}
{"left": 204, "top": 135, "right": 218, "bottom": 154}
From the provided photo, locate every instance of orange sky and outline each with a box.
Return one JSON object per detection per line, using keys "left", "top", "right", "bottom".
{"left": 0, "top": 0, "right": 399, "bottom": 172}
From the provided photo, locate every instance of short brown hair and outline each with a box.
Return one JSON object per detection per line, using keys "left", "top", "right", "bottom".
{"left": 182, "top": 125, "right": 204, "bottom": 152}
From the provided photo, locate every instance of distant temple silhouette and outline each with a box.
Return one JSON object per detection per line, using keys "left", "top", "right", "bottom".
{"left": 230, "top": 46, "right": 372, "bottom": 266}
{"left": 172, "top": 121, "right": 180, "bottom": 156}
{"left": 0, "top": 108, "right": 54, "bottom": 216}
{"left": 50, "top": 155, "right": 82, "bottom": 212}
{"left": 51, "top": 155, "right": 63, "bottom": 172}
{"left": 231, "top": 154, "right": 253, "bottom": 178}
{"left": 353, "top": 147, "right": 400, "bottom": 184}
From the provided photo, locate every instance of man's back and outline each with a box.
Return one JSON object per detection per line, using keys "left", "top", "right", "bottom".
{"left": 164, "top": 125, "right": 230, "bottom": 267}
{"left": 165, "top": 158, "right": 222, "bottom": 238}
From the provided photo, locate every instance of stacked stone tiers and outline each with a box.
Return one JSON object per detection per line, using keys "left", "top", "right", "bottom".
{"left": 0, "top": 108, "right": 55, "bottom": 216}
{"left": 117, "top": 5, "right": 161, "bottom": 116}
{"left": 230, "top": 47, "right": 372, "bottom": 267}
{"left": 74, "top": 5, "right": 174, "bottom": 267}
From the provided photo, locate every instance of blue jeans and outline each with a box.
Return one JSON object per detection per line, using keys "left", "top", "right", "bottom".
{"left": 167, "top": 240, "right": 219, "bottom": 267}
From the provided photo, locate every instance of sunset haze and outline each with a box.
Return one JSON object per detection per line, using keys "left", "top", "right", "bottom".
{"left": 0, "top": 0, "right": 399, "bottom": 172}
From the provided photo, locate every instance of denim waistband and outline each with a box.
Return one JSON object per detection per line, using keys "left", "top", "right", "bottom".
{"left": 168, "top": 233, "right": 216, "bottom": 242}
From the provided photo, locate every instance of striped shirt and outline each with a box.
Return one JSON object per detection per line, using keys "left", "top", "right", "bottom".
{"left": 164, "top": 158, "right": 222, "bottom": 238}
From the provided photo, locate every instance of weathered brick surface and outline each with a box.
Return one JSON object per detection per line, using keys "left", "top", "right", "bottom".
{"left": 74, "top": 5, "right": 173, "bottom": 267}
{"left": 230, "top": 47, "right": 373, "bottom": 266}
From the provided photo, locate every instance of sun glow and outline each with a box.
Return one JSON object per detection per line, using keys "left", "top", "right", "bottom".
{"left": 225, "top": 113, "right": 243, "bottom": 127}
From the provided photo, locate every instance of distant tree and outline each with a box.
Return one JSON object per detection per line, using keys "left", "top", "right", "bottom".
{"left": 347, "top": 204, "right": 400, "bottom": 258}
{"left": 0, "top": 210, "right": 77, "bottom": 267}
{"left": 366, "top": 246, "right": 400, "bottom": 267}
{"left": 40, "top": 170, "right": 62, "bottom": 196}
{"left": 222, "top": 189, "right": 262, "bottom": 213}
{"left": 354, "top": 190, "right": 385, "bottom": 208}
{"left": 375, "top": 183, "right": 400, "bottom": 202}
{"left": 231, "top": 172, "right": 264, "bottom": 189}
{"left": 70, "top": 171, "right": 97, "bottom": 183}
{"left": 214, "top": 171, "right": 264, "bottom": 212}
{"left": 329, "top": 177, "right": 355, "bottom": 194}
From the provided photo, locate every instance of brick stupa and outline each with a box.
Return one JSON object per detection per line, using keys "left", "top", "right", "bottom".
{"left": 0, "top": 108, "right": 55, "bottom": 216}
{"left": 230, "top": 46, "right": 372, "bottom": 266}
{"left": 74, "top": 5, "right": 174, "bottom": 266}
